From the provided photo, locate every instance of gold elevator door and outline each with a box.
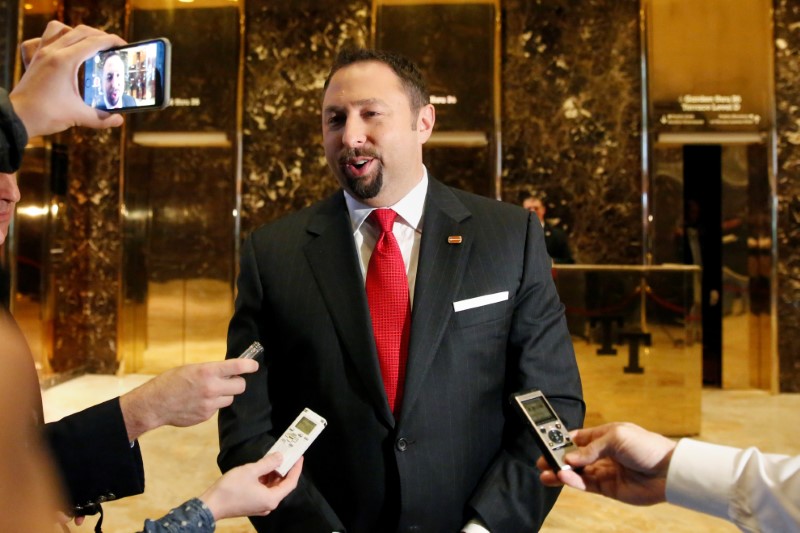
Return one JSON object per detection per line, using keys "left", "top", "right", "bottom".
{"left": 119, "top": 2, "right": 241, "bottom": 374}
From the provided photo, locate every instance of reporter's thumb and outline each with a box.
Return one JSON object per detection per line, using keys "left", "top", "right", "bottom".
{"left": 257, "top": 452, "right": 284, "bottom": 473}
{"left": 221, "top": 357, "right": 259, "bottom": 376}
{"left": 89, "top": 109, "right": 124, "bottom": 129}
{"left": 562, "top": 446, "right": 597, "bottom": 469}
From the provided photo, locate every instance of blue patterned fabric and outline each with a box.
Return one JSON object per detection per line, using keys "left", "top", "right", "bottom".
{"left": 140, "top": 498, "right": 216, "bottom": 533}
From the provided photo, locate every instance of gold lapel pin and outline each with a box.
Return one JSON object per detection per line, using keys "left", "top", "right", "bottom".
{"left": 448, "top": 236, "right": 463, "bottom": 244}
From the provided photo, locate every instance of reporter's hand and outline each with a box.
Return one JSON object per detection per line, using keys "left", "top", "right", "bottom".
{"left": 9, "top": 21, "right": 126, "bottom": 137}
{"left": 200, "top": 453, "right": 302, "bottom": 521}
{"left": 537, "top": 422, "right": 677, "bottom": 506}
{"left": 120, "top": 358, "right": 259, "bottom": 441}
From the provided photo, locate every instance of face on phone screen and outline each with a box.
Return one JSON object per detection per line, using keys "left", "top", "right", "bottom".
{"left": 82, "top": 38, "right": 170, "bottom": 113}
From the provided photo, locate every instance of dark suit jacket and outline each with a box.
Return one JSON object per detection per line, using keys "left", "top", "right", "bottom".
{"left": 218, "top": 178, "right": 584, "bottom": 533}
{"left": 1, "top": 311, "right": 145, "bottom": 516}
{"left": 44, "top": 398, "right": 145, "bottom": 515}
{"left": 0, "top": 88, "right": 28, "bottom": 173}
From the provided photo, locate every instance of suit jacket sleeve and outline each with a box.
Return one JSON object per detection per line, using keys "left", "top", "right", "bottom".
{"left": 0, "top": 88, "right": 29, "bottom": 173}
{"left": 217, "top": 235, "right": 345, "bottom": 533}
{"left": 468, "top": 213, "right": 585, "bottom": 531}
{"left": 44, "top": 397, "right": 145, "bottom": 515}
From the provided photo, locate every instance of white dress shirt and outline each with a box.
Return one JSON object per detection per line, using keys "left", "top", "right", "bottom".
{"left": 344, "top": 169, "right": 427, "bottom": 307}
{"left": 666, "top": 438, "right": 800, "bottom": 532}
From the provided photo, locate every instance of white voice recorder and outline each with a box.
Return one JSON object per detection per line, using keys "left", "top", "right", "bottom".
{"left": 267, "top": 407, "right": 327, "bottom": 476}
{"left": 511, "top": 389, "right": 577, "bottom": 471}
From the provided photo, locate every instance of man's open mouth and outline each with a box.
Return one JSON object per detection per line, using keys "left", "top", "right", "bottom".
{"left": 345, "top": 158, "right": 374, "bottom": 177}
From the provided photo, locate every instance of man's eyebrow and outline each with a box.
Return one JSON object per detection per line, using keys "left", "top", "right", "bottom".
{"left": 323, "top": 98, "right": 388, "bottom": 114}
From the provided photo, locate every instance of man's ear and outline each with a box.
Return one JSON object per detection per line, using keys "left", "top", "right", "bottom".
{"left": 416, "top": 104, "right": 435, "bottom": 144}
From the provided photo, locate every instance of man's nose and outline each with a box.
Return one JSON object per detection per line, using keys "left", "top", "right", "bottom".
{"left": 341, "top": 120, "right": 367, "bottom": 148}
{"left": 0, "top": 173, "right": 20, "bottom": 203}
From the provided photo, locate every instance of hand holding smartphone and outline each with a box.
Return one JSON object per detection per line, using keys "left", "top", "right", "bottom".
{"left": 81, "top": 38, "right": 171, "bottom": 113}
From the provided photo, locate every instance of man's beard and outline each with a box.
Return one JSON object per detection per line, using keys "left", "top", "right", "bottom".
{"left": 346, "top": 168, "right": 383, "bottom": 200}
{"left": 338, "top": 148, "right": 383, "bottom": 200}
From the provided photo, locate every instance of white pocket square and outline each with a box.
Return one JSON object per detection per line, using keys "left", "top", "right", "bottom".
{"left": 453, "top": 291, "right": 509, "bottom": 312}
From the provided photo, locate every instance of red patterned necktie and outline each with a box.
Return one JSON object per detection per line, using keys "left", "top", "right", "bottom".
{"left": 366, "top": 209, "right": 410, "bottom": 415}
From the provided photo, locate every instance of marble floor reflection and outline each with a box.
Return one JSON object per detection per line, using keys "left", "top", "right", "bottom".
{"left": 44, "top": 377, "right": 799, "bottom": 533}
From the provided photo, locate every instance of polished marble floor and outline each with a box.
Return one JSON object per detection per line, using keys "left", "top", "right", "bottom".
{"left": 44, "top": 376, "right": 800, "bottom": 533}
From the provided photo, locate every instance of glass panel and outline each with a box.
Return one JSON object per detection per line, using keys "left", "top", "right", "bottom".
{"left": 554, "top": 265, "right": 702, "bottom": 436}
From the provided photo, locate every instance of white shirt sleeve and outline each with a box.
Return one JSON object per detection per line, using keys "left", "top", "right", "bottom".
{"left": 461, "top": 518, "right": 491, "bottom": 533}
{"left": 666, "top": 438, "right": 800, "bottom": 532}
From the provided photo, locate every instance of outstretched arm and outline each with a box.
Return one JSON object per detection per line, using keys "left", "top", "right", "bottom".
{"left": 120, "top": 358, "right": 258, "bottom": 441}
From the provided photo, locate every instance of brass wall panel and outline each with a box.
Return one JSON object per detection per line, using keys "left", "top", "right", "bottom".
{"left": 646, "top": 0, "right": 773, "bottom": 132}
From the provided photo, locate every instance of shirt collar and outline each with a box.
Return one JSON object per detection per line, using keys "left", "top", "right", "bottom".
{"left": 344, "top": 167, "right": 428, "bottom": 233}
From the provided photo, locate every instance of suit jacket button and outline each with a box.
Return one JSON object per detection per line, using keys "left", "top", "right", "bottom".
{"left": 396, "top": 438, "right": 408, "bottom": 452}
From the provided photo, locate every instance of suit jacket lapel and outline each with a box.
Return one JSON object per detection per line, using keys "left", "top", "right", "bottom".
{"left": 400, "top": 179, "right": 473, "bottom": 420}
{"left": 303, "top": 192, "right": 395, "bottom": 427}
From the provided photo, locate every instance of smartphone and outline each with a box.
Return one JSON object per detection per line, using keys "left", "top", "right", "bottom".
{"left": 81, "top": 38, "right": 171, "bottom": 113}
{"left": 267, "top": 408, "right": 327, "bottom": 476}
{"left": 510, "top": 389, "right": 577, "bottom": 472}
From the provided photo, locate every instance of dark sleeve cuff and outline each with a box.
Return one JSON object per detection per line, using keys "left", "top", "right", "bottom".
{"left": 0, "top": 89, "right": 29, "bottom": 173}
{"left": 43, "top": 396, "right": 145, "bottom": 513}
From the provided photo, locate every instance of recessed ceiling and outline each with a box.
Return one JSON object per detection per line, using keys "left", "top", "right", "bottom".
{"left": 132, "top": 0, "right": 239, "bottom": 8}
{"left": 22, "top": 0, "right": 239, "bottom": 13}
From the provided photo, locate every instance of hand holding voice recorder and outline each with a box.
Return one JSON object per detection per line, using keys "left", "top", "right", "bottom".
{"left": 267, "top": 408, "right": 327, "bottom": 477}
{"left": 80, "top": 38, "right": 171, "bottom": 113}
{"left": 511, "top": 389, "right": 577, "bottom": 471}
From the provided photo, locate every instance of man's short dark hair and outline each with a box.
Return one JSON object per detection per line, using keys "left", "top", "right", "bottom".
{"left": 323, "top": 48, "right": 430, "bottom": 116}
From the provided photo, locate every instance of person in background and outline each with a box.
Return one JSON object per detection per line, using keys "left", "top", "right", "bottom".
{"left": 523, "top": 195, "right": 575, "bottom": 264}
{"left": 537, "top": 421, "right": 800, "bottom": 532}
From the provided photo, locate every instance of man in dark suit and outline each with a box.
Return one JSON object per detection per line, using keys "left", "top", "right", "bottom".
{"left": 218, "top": 48, "right": 584, "bottom": 533}
{"left": 523, "top": 196, "right": 575, "bottom": 264}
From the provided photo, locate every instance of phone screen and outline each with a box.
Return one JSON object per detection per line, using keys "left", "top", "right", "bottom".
{"left": 82, "top": 38, "right": 171, "bottom": 113}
